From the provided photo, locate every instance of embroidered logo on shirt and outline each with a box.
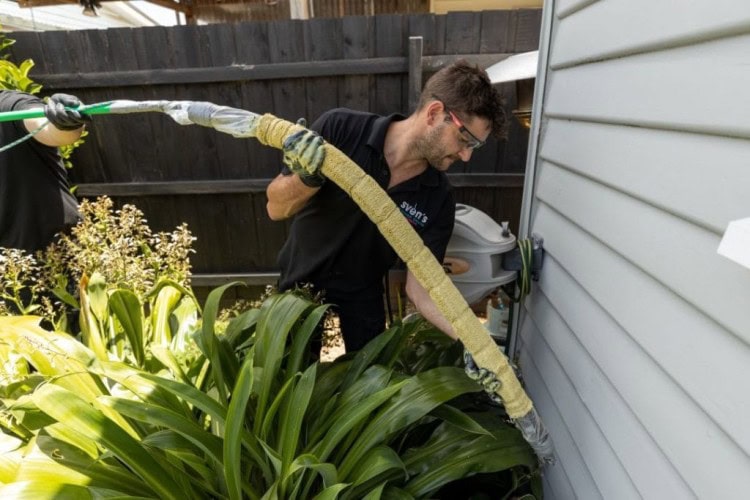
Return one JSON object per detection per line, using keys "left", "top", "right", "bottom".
{"left": 400, "top": 201, "right": 429, "bottom": 227}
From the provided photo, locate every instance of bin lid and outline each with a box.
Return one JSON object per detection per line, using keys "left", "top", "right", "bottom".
{"left": 447, "top": 204, "right": 516, "bottom": 254}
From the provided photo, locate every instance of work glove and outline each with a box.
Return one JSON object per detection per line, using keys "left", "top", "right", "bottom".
{"left": 282, "top": 117, "right": 326, "bottom": 188}
{"left": 465, "top": 349, "right": 556, "bottom": 465}
{"left": 463, "top": 349, "right": 503, "bottom": 405}
{"left": 44, "top": 93, "right": 91, "bottom": 131}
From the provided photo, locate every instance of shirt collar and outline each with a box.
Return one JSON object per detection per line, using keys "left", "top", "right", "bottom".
{"left": 367, "top": 113, "right": 441, "bottom": 188}
{"left": 366, "top": 113, "right": 405, "bottom": 154}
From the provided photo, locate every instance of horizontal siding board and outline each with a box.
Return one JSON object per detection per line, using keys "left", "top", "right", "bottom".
{"left": 541, "top": 467, "right": 574, "bottom": 500}
{"left": 521, "top": 304, "right": 641, "bottom": 498}
{"left": 517, "top": 337, "right": 603, "bottom": 499}
{"left": 528, "top": 202, "right": 750, "bottom": 497}
{"left": 527, "top": 2, "right": 750, "bottom": 498}
{"left": 536, "top": 161, "right": 750, "bottom": 347}
{"left": 544, "top": 33, "right": 750, "bottom": 138}
{"left": 539, "top": 119, "right": 750, "bottom": 234}
{"left": 555, "top": 0, "right": 599, "bottom": 20}
{"left": 551, "top": 0, "right": 750, "bottom": 67}
{"left": 525, "top": 263, "right": 694, "bottom": 497}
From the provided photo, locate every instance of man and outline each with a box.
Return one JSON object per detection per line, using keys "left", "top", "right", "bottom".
{"left": 266, "top": 60, "right": 505, "bottom": 352}
{"left": 0, "top": 91, "right": 90, "bottom": 252}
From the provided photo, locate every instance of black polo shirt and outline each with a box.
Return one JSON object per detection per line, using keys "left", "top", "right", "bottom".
{"left": 278, "top": 108, "right": 455, "bottom": 299}
{"left": 0, "top": 91, "right": 79, "bottom": 252}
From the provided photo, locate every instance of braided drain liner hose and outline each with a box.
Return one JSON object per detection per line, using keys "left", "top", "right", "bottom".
{"left": 0, "top": 101, "right": 551, "bottom": 461}
{"left": 255, "top": 114, "right": 534, "bottom": 418}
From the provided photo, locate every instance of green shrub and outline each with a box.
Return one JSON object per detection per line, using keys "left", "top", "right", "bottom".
{"left": 0, "top": 287, "right": 540, "bottom": 499}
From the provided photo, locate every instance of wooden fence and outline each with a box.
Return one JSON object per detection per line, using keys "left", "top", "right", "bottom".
{"left": 8, "top": 9, "right": 541, "bottom": 289}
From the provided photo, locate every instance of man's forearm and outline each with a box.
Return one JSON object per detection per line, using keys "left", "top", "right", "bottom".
{"left": 265, "top": 173, "right": 319, "bottom": 220}
{"left": 405, "top": 271, "right": 457, "bottom": 339}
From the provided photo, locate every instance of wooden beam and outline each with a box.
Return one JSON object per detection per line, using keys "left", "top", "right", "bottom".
{"left": 408, "top": 36, "right": 424, "bottom": 113}
{"left": 75, "top": 174, "right": 524, "bottom": 197}
{"left": 143, "top": 0, "right": 191, "bottom": 15}
{"left": 191, "top": 272, "right": 279, "bottom": 286}
{"left": 76, "top": 179, "right": 272, "bottom": 197}
{"left": 34, "top": 54, "right": 510, "bottom": 90}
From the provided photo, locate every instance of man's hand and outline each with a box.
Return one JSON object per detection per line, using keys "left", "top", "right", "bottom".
{"left": 282, "top": 120, "right": 326, "bottom": 188}
{"left": 44, "top": 93, "right": 91, "bottom": 131}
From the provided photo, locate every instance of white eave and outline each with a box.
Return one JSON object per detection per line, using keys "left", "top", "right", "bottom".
{"left": 0, "top": 0, "right": 177, "bottom": 31}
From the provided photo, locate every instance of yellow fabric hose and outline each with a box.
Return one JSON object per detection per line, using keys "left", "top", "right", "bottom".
{"left": 255, "top": 114, "right": 533, "bottom": 419}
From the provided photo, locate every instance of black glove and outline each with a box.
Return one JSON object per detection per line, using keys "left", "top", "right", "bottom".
{"left": 44, "top": 93, "right": 91, "bottom": 131}
{"left": 282, "top": 118, "right": 326, "bottom": 188}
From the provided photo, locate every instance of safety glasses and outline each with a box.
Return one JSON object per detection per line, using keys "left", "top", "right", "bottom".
{"left": 445, "top": 109, "right": 485, "bottom": 151}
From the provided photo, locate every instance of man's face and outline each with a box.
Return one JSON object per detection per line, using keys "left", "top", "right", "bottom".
{"left": 417, "top": 110, "right": 492, "bottom": 171}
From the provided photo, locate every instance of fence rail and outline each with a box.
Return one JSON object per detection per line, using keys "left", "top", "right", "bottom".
{"left": 8, "top": 9, "right": 541, "bottom": 283}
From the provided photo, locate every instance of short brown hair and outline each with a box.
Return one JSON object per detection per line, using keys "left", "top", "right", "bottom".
{"left": 418, "top": 59, "right": 506, "bottom": 139}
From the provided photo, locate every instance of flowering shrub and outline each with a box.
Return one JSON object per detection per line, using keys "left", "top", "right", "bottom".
{"left": 0, "top": 196, "right": 195, "bottom": 326}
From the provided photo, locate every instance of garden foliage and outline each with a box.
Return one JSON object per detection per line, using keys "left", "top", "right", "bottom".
{"left": 0, "top": 196, "right": 541, "bottom": 498}
{"left": 0, "top": 28, "right": 540, "bottom": 495}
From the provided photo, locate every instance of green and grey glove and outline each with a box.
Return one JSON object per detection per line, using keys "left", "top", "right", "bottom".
{"left": 282, "top": 118, "right": 326, "bottom": 188}
{"left": 463, "top": 349, "right": 503, "bottom": 405}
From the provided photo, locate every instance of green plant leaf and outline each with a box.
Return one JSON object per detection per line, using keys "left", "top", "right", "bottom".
{"left": 307, "top": 361, "right": 350, "bottom": 423}
{"left": 0, "top": 317, "right": 139, "bottom": 436}
{"left": 360, "top": 482, "right": 385, "bottom": 500}
{"left": 142, "top": 430, "right": 215, "bottom": 483}
{"left": 253, "top": 293, "right": 312, "bottom": 435}
{"left": 348, "top": 444, "right": 405, "bottom": 487}
{"left": 108, "top": 289, "right": 145, "bottom": 366}
{"left": 340, "top": 327, "right": 398, "bottom": 393}
{"left": 45, "top": 422, "right": 99, "bottom": 459}
{"left": 99, "top": 395, "right": 224, "bottom": 465}
{"left": 78, "top": 274, "right": 109, "bottom": 361}
{"left": 338, "top": 366, "right": 481, "bottom": 481}
{"left": 260, "top": 374, "right": 298, "bottom": 442}
{"left": 313, "top": 380, "right": 406, "bottom": 464}
{"left": 136, "top": 372, "right": 272, "bottom": 484}
{"left": 224, "top": 353, "right": 256, "bottom": 500}
{"left": 404, "top": 441, "right": 534, "bottom": 497}
{"left": 428, "top": 405, "right": 492, "bottom": 438}
{"left": 138, "top": 373, "right": 227, "bottom": 423}
{"left": 86, "top": 272, "right": 109, "bottom": 323}
{"left": 31, "top": 384, "right": 185, "bottom": 500}
{"left": 7, "top": 395, "right": 56, "bottom": 430}
{"left": 225, "top": 307, "right": 260, "bottom": 348}
{"left": 311, "top": 483, "right": 349, "bottom": 500}
{"left": 0, "top": 481, "right": 97, "bottom": 499}
{"left": 0, "top": 433, "right": 23, "bottom": 483}
{"left": 307, "top": 364, "right": 393, "bottom": 445}
{"left": 286, "top": 454, "right": 339, "bottom": 490}
{"left": 150, "top": 344, "right": 190, "bottom": 384}
{"left": 400, "top": 419, "right": 536, "bottom": 497}
{"left": 15, "top": 434, "right": 152, "bottom": 497}
{"left": 91, "top": 361, "right": 189, "bottom": 416}
{"left": 286, "top": 303, "right": 329, "bottom": 378}
{"left": 279, "top": 363, "right": 317, "bottom": 495}
{"left": 149, "top": 284, "right": 183, "bottom": 346}
{"left": 200, "top": 282, "right": 243, "bottom": 401}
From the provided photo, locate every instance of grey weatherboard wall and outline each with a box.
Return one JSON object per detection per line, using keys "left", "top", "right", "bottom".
{"left": 516, "top": 0, "right": 750, "bottom": 498}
